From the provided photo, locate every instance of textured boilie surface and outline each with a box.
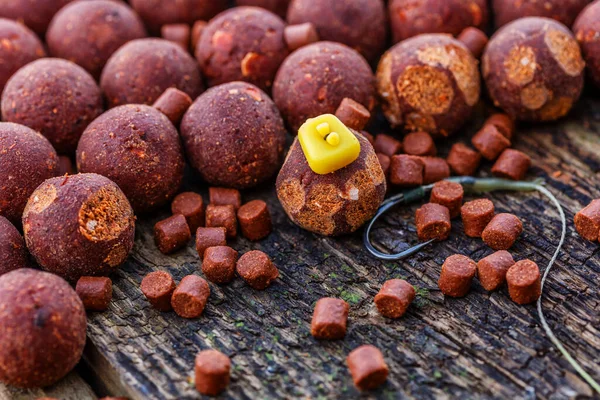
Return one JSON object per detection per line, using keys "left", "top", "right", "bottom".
{"left": 273, "top": 41, "right": 376, "bottom": 132}
{"left": 129, "top": 0, "right": 227, "bottom": 33}
{"left": 0, "top": 269, "right": 86, "bottom": 388}
{"left": 101, "top": 39, "right": 203, "bottom": 108}
{"left": 181, "top": 82, "right": 286, "bottom": 189}
{"left": 287, "top": 0, "right": 387, "bottom": 63}
{"left": 46, "top": 0, "right": 147, "bottom": 79}
{"left": 0, "top": 216, "right": 28, "bottom": 276}
{"left": 236, "top": 0, "right": 290, "bottom": 17}
{"left": 376, "top": 34, "right": 480, "bottom": 137}
{"left": 196, "top": 7, "right": 288, "bottom": 91}
{"left": 492, "top": 0, "right": 591, "bottom": 28}
{"left": 0, "top": 122, "right": 59, "bottom": 225}
{"left": 483, "top": 17, "right": 585, "bottom": 122}
{"left": 276, "top": 132, "right": 386, "bottom": 236}
{"left": 1, "top": 58, "right": 103, "bottom": 154}
{"left": 574, "top": 1, "right": 600, "bottom": 88}
{"left": 23, "top": 173, "right": 135, "bottom": 282}
{"left": 77, "top": 105, "right": 184, "bottom": 214}
{"left": 0, "top": 0, "right": 75, "bottom": 35}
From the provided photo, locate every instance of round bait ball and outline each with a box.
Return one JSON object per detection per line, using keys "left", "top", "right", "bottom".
{"left": 574, "top": 1, "right": 600, "bottom": 88}
{"left": 1, "top": 58, "right": 103, "bottom": 154}
{"left": 77, "top": 105, "right": 185, "bottom": 214}
{"left": 181, "top": 82, "right": 286, "bottom": 189}
{"left": 0, "top": 268, "right": 86, "bottom": 388}
{"left": 482, "top": 17, "right": 585, "bottom": 122}
{"left": 376, "top": 34, "right": 480, "bottom": 137}
{"left": 101, "top": 38, "right": 204, "bottom": 108}
{"left": 23, "top": 173, "right": 135, "bottom": 282}
{"left": 196, "top": 7, "right": 288, "bottom": 91}
{"left": 389, "top": 0, "right": 489, "bottom": 43}
{"left": 130, "top": 0, "right": 227, "bottom": 33}
{"left": 273, "top": 41, "right": 376, "bottom": 132}
{"left": 0, "top": 216, "right": 28, "bottom": 276}
{"left": 46, "top": 0, "right": 147, "bottom": 79}
{"left": 0, "top": 18, "right": 45, "bottom": 94}
{"left": 276, "top": 132, "right": 386, "bottom": 236}
{"left": 0, "top": 0, "right": 74, "bottom": 35}
{"left": 236, "top": 0, "right": 290, "bottom": 17}
{"left": 492, "top": 0, "right": 590, "bottom": 29}
{"left": 287, "top": 0, "right": 387, "bottom": 63}
{"left": 0, "top": 122, "right": 59, "bottom": 225}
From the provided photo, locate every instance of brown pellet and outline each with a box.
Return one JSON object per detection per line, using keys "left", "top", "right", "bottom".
{"left": 457, "top": 27, "right": 488, "bottom": 58}
{"left": 237, "top": 200, "right": 272, "bottom": 241}
{"left": 346, "top": 345, "right": 389, "bottom": 391}
{"left": 438, "top": 254, "right": 477, "bottom": 297}
{"left": 482, "top": 213, "right": 523, "bottom": 250}
{"left": 477, "top": 250, "right": 515, "bottom": 291}
{"left": 171, "top": 192, "right": 205, "bottom": 232}
{"left": 491, "top": 149, "right": 531, "bottom": 181}
{"left": 390, "top": 155, "right": 424, "bottom": 187}
{"left": 335, "top": 97, "right": 371, "bottom": 131}
{"left": 191, "top": 20, "right": 207, "bottom": 52}
{"left": 471, "top": 124, "right": 511, "bottom": 161}
{"left": 209, "top": 187, "right": 242, "bottom": 210}
{"left": 75, "top": 276, "right": 112, "bottom": 311}
{"left": 574, "top": 199, "right": 600, "bottom": 241}
{"left": 161, "top": 23, "right": 190, "bottom": 50}
{"left": 206, "top": 204, "right": 237, "bottom": 239}
{"left": 421, "top": 157, "right": 451, "bottom": 184}
{"left": 171, "top": 275, "right": 210, "bottom": 319}
{"left": 506, "top": 260, "right": 541, "bottom": 305}
{"left": 403, "top": 131, "right": 436, "bottom": 156}
{"left": 154, "top": 214, "right": 191, "bottom": 254}
{"left": 373, "top": 134, "right": 402, "bottom": 157}
{"left": 196, "top": 227, "right": 227, "bottom": 259}
{"left": 153, "top": 87, "right": 193, "bottom": 125}
{"left": 461, "top": 199, "right": 495, "bottom": 238}
{"left": 376, "top": 153, "right": 391, "bottom": 177}
{"left": 202, "top": 246, "right": 238, "bottom": 284}
{"left": 447, "top": 143, "right": 481, "bottom": 176}
{"left": 485, "top": 113, "right": 514, "bottom": 140}
{"left": 141, "top": 271, "right": 176, "bottom": 312}
{"left": 374, "top": 279, "right": 415, "bottom": 319}
{"left": 283, "top": 22, "right": 319, "bottom": 51}
{"left": 195, "top": 349, "right": 231, "bottom": 396}
{"left": 415, "top": 203, "right": 451, "bottom": 241}
{"left": 236, "top": 250, "right": 279, "bottom": 290}
{"left": 430, "top": 180, "right": 464, "bottom": 218}
{"left": 310, "top": 297, "right": 349, "bottom": 340}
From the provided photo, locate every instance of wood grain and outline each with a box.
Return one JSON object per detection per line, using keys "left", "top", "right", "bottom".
{"left": 80, "top": 98, "right": 600, "bottom": 399}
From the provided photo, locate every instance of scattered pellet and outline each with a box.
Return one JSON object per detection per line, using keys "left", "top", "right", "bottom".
{"left": 376, "top": 153, "right": 391, "bottom": 177}
{"left": 310, "top": 298, "right": 349, "bottom": 340}
{"left": 491, "top": 149, "right": 531, "bottom": 181}
{"left": 191, "top": 20, "right": 207, "bottom": 52}
{"left": 438, "top": 254, "right": 477, "bottom": 297}
{"left": 421, "top": 157, "right": 451, "bottom": 184}
{"left": 472, "top": 124, "right": 511, "bottom": 161}
{"left": 403, "top": 131, "right": 436, "bottom": 157}
{"left": 373, "top": 134, "right": 402, "bottom": 157}
{"left": 430, "top": 180, "right": 464, "bottom": 218}
{"left": 574, "top": 199, "right": 600, "bottom": 241}
{"left": 335, "top": 97, "right": 371, "bottom": 131}
{"left": 209, "top": 187, "right": 242, "bottom": 210}
{"left": 153, "top": 87, "right": 193, "bottom": 125}
{"left": 206, "top": 204, "right": 237, "bottom": 238}
{"left": 195, "top": 349, "right": 231, "bottom": 396}
{"left": 141, "top": 271, "right": 176, "bottom": 312}
{"left": 415, "top": 203, "right": 451, "bottom": 241}
{"left": 390, "top": 155, "right": 424, "bottom": 187}
{"left": 237, "top": 200, "right": 272, "bottom": 241}
{"left": 482, "top": 213, "right": 523, "bottom": 250}
{"left": 347, "top": 345, "right": 389, "bottom": 391}
{"left": 171, "top": 192, "right": 205, "bottom": 233}
{"left": 477, "top": 250, "right": 515, "bottom": 291}
{"left": 374, "top": 279, "right": 415, "bottom": 319}
{"left": 171, "top": 275, "right": 210, "bottom": 319}
{"left": 75, "top": 276, "right": 112, "bottom": 311}
{"left": 485, "top": 113, "right": 514, "bottom": 139}
{"left": 161, "top": 23, "right": 190, "bottom": 50}
{"left": 202, "top": 246, "right": 238, "bottom": 284}
{"left": 196, "top": 227, "right": 227, "bottom": 260}
{"left": 283, "top": 22, "right": 319, "bottom": 51}
{"left": 447, "top": 143, "right": 481, "bottom": 176}
{"left": 236, "top": 250, "right": 279, "bottom": 290}
{"left": 154, "top": 214, "right": 191, "bottom": 254}
{"left": 461, "top": 199, "right": 495, "bottom": 237}
{"left": 457, "top": 27, "right": 488, "bottom": 58}
{"left": 506, "top": 260, "right": 541, "bottom": 304}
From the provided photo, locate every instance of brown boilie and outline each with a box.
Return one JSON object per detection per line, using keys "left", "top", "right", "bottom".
{"left": 574, "top": 1, "right": 600, "bottom": 88}
{"left": 492, "top": 0, "right": 590, "bottom": 29}
{"left": 236, "top": 0, "right": 290, "bottom": 17}
{"left": 0, "top": 0, "right": 75, "bottom": 35}
{"left": 0, "top": 216, "right": 28, "bottom": 276}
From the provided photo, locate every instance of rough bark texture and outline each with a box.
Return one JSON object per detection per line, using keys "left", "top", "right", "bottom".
{"left": 5, "top": 99, "right": 600, "bottom": 399}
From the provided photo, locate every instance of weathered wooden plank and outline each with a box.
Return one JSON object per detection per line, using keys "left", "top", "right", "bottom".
{"left": 0, "top": 371, "right": 96, "bottom": 400}
{"left": 83, "top": 98, "right": 600, "bottom": 399}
